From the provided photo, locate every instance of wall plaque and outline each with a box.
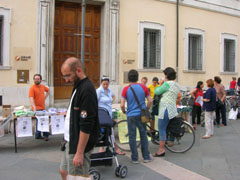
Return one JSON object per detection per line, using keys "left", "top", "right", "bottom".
{"left": 13, "top": 47, "right": 33, "bottom": 70}
{"left": 17, "top": 70, "right": 29, "bottom": 84}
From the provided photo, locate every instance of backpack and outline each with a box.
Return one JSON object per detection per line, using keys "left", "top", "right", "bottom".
{"left": 167, "top": 117, "right": 185, "bottom": 137}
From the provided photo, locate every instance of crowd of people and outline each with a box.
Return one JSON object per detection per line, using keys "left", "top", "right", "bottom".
{"left": 28, "top": 56, "right": 240, "bottom": 179}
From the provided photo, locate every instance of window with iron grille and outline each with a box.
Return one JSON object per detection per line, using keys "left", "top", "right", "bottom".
{"left": 188, "top": 34, "right": 202, "bottom": 70}
{"left": 143, "top": 29, "right": 161, "bottom": 69}
{"left": 0, "top": 16, "right": 3, "bottom": 65}
{"left": 224, "top": 39, "right": 235, "bottom": 72}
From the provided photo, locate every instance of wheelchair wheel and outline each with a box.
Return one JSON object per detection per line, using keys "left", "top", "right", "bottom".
{"left": 165, "top": 121, "right": 195, "bottom": 153}
{"left": 113, "top": 120, "right": 141, "bottom": 152}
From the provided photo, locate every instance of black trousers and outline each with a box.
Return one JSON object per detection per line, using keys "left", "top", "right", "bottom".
{"left": 216, "top": 103, "right": 227, "bottom": 125}
{"left": 192, "top": 105, "right": 202, "bottom": 124}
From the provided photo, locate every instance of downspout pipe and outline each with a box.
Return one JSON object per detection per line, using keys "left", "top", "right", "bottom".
{"left": 81, "top": 0, "right": 86, "bottom": 71}
{"left": 176, "top": 0, "right": 179, "bottom": 82}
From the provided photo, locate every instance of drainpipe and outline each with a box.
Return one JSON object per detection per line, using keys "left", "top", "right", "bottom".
{"left": 81, "top": 0, "right": 86, "bottom": 71}
{"left": 176, "top": 0, "right": 179, "bottom": 82}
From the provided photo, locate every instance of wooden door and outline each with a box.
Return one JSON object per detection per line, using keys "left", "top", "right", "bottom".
{"left": 54, "top": 1, "right": 101, "bottom": 99}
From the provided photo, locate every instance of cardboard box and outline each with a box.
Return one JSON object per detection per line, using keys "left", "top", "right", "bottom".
{"left": 2, "top": 105, "right": 11, "bottom": 118}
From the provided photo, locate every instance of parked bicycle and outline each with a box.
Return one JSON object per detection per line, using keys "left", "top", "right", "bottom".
{"left": 179, "top": 90, "right": 192, "bottom": 106}
{"left": 113, "top": 117, "right": 195, "bottom": 153}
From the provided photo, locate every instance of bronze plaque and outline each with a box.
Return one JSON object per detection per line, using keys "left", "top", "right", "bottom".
{"left": 17, "top": 70, "right": 29, "bottom": 84}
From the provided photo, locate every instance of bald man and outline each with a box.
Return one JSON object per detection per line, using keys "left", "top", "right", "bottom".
{"left": 59, "top": 57, "right": 100, "bottom": 180}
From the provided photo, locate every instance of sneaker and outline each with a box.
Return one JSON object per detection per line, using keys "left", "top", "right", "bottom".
{"left": 143, "top": 155, "right": 154, "bottom": 163}
{"left": 131, "top": 160, "right": 139, "bottom": 164}
{"left": 35, "top": 136, "right": 43, "bottom": 140}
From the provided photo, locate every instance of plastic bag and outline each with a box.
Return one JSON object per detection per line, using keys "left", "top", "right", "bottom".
{"left": 228, "top": 108, "right": 238, "bottom": 120}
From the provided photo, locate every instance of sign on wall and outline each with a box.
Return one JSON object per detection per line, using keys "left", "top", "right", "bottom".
{"left": 13, "top": 47, "right": 33, "bottom": 70}
{"left": 17, "top": 70, "right": 29, "bottom": 84}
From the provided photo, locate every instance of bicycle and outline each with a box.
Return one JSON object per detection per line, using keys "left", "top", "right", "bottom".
{"left": 179, "top": 90, "right": 192, "bottom": 106}
{"left": 113, "top": 118, "right": 195, "bottom": 153}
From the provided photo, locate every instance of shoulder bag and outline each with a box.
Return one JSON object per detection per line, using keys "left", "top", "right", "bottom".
{"left": 129, "top": 86, "right": 152, "bottom": 124}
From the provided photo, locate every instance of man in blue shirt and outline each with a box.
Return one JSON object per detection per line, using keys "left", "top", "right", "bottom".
{"left": 120, "top": 69, "right": 153, "bottom": 163}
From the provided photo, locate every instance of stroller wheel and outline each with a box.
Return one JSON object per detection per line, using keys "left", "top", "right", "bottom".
{"left": 119, "top": 165, "right": 128, "bottom": 178}
{"left": 115, "top": 165, "right": 128, "bottom": 178}
{"left": 89, "top": 168, "right": 101, "bottom": 180}
{"left": 115, "top": 166, "right": 121, "bottom": 177}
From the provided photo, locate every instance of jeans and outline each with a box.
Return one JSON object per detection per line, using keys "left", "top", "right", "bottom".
{"left": 230, "top": 88, "right": 235, "bottom": 95}
{"left": 35, "top": 119, "right": 50, "bottom": 138}
{"left": 127, "top": 115, "right": 150, "bottom": 161}
{"left": 216, "top": 103, "right": 227, "bottom": 126}
{"left": 158, "top": 109, "right": 170, "bottom": 141}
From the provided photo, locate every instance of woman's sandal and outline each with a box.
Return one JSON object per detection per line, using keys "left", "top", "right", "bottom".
{"left": 153, "top": 152, "right": 165, "bottom": 157}
{"left": 116, "top": 151, "right": 126, "bottom": 155}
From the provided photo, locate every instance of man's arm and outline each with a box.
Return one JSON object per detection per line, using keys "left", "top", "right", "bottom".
{"left": 120, "top": 98, "right": 126, "bottom": 114}
{"left": 73, "top": 131, "right": 90, "bottom": 167}
{"left": 29, "top": 97, "right": 36, "bottom": 111}
{"left": 45, "top": 88, "right": 50, "bottom": 99}
{"left": 146, "top": 95, "right": 152, "bottom": 110}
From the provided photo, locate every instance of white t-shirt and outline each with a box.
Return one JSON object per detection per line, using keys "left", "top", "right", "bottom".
{"left": 64, "top": 90, "right": 77, "bottom": 142}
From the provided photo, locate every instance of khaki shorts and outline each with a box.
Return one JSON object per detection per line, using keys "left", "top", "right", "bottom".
{"left": 60, "top": 142, "right": 92, "bottom": 176}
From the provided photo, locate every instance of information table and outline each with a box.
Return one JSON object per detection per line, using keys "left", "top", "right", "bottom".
{"left": 13, "top": 114, "right": 65, "bottom": 153}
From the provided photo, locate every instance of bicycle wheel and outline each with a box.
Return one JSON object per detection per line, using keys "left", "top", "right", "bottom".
{"left": 225, "top": 98, "right": 231, "bottom": 112}
{"left": 165, "top": 121, "right": 195, "bottom": 153}
{"left": 113, "top": 120, "right": 141, "bottom": 152}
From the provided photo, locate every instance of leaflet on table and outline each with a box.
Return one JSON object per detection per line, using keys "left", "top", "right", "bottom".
{"left": 36, "top": 116, "right": 49, "bottom": 132}
{"left": 17, "top": 117, "right": 32, "bottom": 137}
{"left": 196, "top": 96, "right": 203, "bottom": 107}
{"left": 51, "top": 115, "right": 64, "bottom": 134}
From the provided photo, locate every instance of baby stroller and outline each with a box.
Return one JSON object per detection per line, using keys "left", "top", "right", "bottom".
{"left": 89, "top": 108, "right": 128, "bottom": 180}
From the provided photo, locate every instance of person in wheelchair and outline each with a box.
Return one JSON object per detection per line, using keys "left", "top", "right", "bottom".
{"left": 96, "top": 76, "right": 125, "bottom": 155}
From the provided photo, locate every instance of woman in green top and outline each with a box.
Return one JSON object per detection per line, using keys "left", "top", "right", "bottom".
{"left": 153, "top": 67, "right": 180, "bottom": 157}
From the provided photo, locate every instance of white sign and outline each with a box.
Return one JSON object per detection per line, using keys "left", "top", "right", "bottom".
{"left": 196, "top": 96, "right": 203, "bottom": 107}
{"left": 51, "top": 115, "right": 64, "bottom": 135}
{"left": 36, "top": 116, "right": 49, "bottom": 132}
{"left": 17, "top": 117, "right": 32, "bottom": 137}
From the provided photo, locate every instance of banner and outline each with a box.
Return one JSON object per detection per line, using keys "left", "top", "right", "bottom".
{"left": 51, "top": 115, "right": 64, "bottom": 135}
{"left": 36, "top": 116, "right": 49, "bottom": 132}
{"left": 17, "top": 117, "right": 32, "bottom": 137}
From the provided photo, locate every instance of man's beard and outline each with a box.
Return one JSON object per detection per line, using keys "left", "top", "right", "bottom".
{"left": 34, "top": 81, "right": 40, "bottom": 85}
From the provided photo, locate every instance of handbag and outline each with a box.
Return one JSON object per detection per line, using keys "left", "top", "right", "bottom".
{"left": 129, "top": 86, "right": 152, "bottom": 123}
{"left": 167, "top": 117, "right": 185, "bottom": 137}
